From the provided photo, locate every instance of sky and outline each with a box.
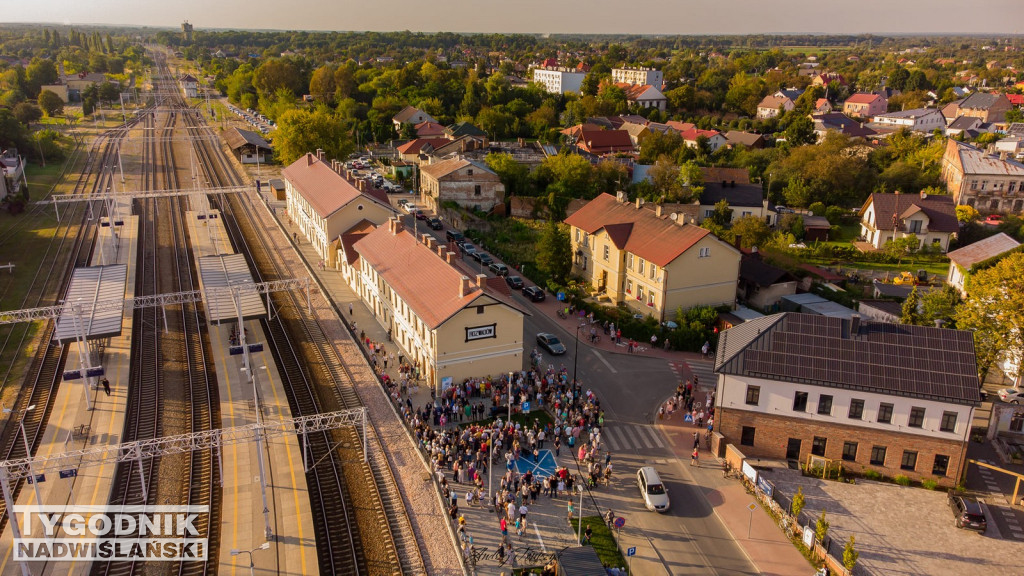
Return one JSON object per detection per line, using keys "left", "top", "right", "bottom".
{"left": 2, "top": 0, "right": 1023, "bottom": 36}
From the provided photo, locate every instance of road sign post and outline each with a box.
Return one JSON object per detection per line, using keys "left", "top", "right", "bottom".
{"left": 627, "top": 546, "right": 636, "bottom": 573}
{"left": 747, "top": 501, "right": 757, "bottom": 538}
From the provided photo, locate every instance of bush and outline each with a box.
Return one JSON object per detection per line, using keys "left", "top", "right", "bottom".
{"left": 922, "top": 478, "right": 938, "bottom": 490}
{"left": 863, "top": 469, "right": 883, "bottom": 481}
{"left": 894, "top": 474, "right": 911, "bottom": 486}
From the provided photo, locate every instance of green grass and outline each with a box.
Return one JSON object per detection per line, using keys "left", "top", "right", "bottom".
{"left": 570, "top": 516, "right": 627, "bottom": 571}
{"left": 462, "top": 407, "right": 555, "bottom": 431}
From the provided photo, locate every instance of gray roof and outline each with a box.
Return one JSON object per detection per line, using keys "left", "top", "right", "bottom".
{"left": 948, "top": 116, "right": 982, "bottom": 131}
{"left": 700, "top": 182, "right": 764, "bottom": 207}
{"left": 875, "top": 107, "right": 941, "bottom": 119}
{"left": 199, "top": 255, "right": 267, "bottom": 323}
{"left": 223, "top": 127, "right": 270, "bottom": 151}
{"left": 715, "top": 312, "right": 981, "bottom": 405}
{"left": 858, "top": 299, "right": 903, "bottom": 319}
{"left": 947, "top": 233, "right": 1021, "bottom": 270}
{"left": 1007, "top": 123, "right": 1024, "bottom": 137}
{"left": 54, "top": 265, "right": 127, "bottom": 344}
{"left": 959, "top": 92, "right": 1005, "bottom": 110}
{"left": 952, "top": 141, "right": 1024, "bottom": 176}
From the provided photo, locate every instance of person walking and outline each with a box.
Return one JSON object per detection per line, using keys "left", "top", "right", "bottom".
{"left": 567, "top": 501, "right": 575, "bottom": 523}
{"left": 691, "top": 447, "right": 699, "bottom": 466}
{"left": 102, "top": 378, "right": 111, "bottom": 396}
{"left": 348, "top": 303, "right": 353, "bottom": 316}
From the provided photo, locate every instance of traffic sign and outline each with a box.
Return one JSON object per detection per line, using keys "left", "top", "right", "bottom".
{"left": 747, "top": 502, "right": 757, "bottom": 512}
{"left": 627, "top": 547, "right": 636, "bottom": 557}
{"left": 614, "top": 516, "right": 625, "bottom": 529}
{"left": 27, "top": 474, "right": 45, "bottom": 484}
{"left": 522, "top": 402, "right": 531, "bottom": 413}
{"left": 59, "top": 469, "right": 78, "bottom": 479}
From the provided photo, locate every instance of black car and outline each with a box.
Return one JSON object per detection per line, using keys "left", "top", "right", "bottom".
{"left": 505, "top": 275, "right": 524, "bottom": 290}
{"left": 522, "top": 286, "right": 545, "bottom": 302}
{"left": 949, "top": 492, "right": 987, "bottom": 532}
{"left": 477, "top": 253, "right": 494, "bottom": 266}
{"left": 427, "top": 218, "right": 443, "bottom": 230}
{"left": 446, "top": 230, "right": 464, "bottom": 243}
{"left": 536, "top": 333, "right": 567, "bottom": 355}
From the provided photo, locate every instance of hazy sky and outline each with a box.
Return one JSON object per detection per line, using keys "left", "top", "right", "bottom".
{"left": 3, "top": 0, "right": 1023, "bottom": 35}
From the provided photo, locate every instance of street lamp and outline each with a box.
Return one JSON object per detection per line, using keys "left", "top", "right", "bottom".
{"left": 3, "top": 405, "right": 42, "bottom": 506}
{"left": 230, "top": 542, "right": 270, "bottom": 576}
{"left": 571, "top": 324, "right": 583, "bottom": 389}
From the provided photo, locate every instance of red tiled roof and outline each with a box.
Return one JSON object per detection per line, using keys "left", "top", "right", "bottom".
{"left": 578, "top": 129, "right": 634, "bottom": 154}
{"left": 845, "top": 93, "right": 882, "bottom": 105}
{"left": 415, "top": 121, "right": 447, "bottom": 137}
{"left": 678, "top": 127, "right": 723, "bottom": 142}
{"left": 281, "top": 153, "right": 365, "bottom": 219}
{"left": 1006, "top": 94, "right": 1024, "bottom": 106}
{"left": 665, "top": 120, "right": 696, "bottom": 133}
{"left": 396, "top": 138, "right": 451, "bottom": 155}
{"left": 564, "top": 193, "right": 712, "bottom": 267}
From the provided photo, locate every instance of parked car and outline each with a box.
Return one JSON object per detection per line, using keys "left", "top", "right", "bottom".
{"left": 477, "top": 253, "right": 494, "bottom": 266}
{"left": 397, "top": 198, "right": 408, "bottom": 206}
{"left": 402, "top": 203, "right": 417, "bottom": 213}
{"left": 489, "top": 262, "right": 509, "bottom": 277}
{"left": 415, "top": 210, "right": 427, "bottom": 220}
{"left": 948, "top": 492, "right": 987, "bottom": 532}
{"left": 522, "top": 286, "right": 545, "bottom": 302}
{"left": 446, "top": 230, "right": 465, "bottom": 243}
{"left": 984, "top": 214, "right": 1004, "bottom": 226}
{"left": 505, "top": 276, "right": 524, "bottom": 290}
{"left": 637, "top": 467, "right": 670, "bottom": 512}
{"left": 536, "top": 333, "right": 567, "bottom": 355}
{"left": 427, "top": 218, "right": 444, "bottom": 230}
{"left": 460, "top": 242, "right": 477, "bottom": 256}
{"left": 997, "top": 388, "right": 1024, "bottom": 404}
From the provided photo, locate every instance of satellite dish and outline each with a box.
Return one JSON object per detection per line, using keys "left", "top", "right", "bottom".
{"left": 669, "top": 213, "right": 678, "bottom": 221}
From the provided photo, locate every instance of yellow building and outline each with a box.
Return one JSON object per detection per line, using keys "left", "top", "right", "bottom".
{"left": 352, "top": 218, "right": 528, "bottom": 392}
{"left": 283, "top": 152, "right": 396, "bottom": 267}
{"left": 565, "top": 193, "right": 741, "bottom": 321}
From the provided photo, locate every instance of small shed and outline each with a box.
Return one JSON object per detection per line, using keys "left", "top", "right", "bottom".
{"left": 223, "top": 127, "right": 271, "bottom": 165}
{"left": 269, "top": 178, "right": 286, "bottom": 201}
{"left": 802, "top": 215, "right": 832, "bottom": 242}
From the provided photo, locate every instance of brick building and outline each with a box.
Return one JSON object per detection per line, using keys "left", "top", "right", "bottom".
{"left": 940, "top": 139, "right": 1024, "bottom": 212}
{"left": 419, "top": 156, "right": 504, "bottom": 212}
{"left": 714, "top": 313, "right": 980, "bottom": 487}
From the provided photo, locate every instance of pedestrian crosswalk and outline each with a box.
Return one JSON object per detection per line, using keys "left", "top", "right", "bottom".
{"left": 602, "top": 422, "right": 667, "bottom": 452}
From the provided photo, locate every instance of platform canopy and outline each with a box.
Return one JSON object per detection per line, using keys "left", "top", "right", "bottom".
{"left": 198, "top": 254, "right": 266, "bottom": 323}
{"left": 53, "top": 265, "right": 128, "bottom": 344}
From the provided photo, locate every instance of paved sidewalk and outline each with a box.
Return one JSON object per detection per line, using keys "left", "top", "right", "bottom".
{"left": 657, "top": 416, "right": 813, "bottom": 576}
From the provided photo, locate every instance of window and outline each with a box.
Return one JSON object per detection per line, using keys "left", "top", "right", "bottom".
{"left": 811, "top": 436, "right": 827, "bottom": 457}
{"left": 1011, "top": 412, "right": 1024, "bottom": 433}
{"left": 704, "top": 209, "right": 714, "bottom": 218}
{"left": 476, "top": 305, "right": 485, "bottom": 314}
{"left": 474, "top": 185, "right": 481, "bottom": 196}
{"left": 817, "top": 395, "right": 833, "bottom": 415}
{"left": 877, "top": 403, "right": 893, "bottom": 424}
{"left": 981, "top": 180, "right": 987, "bottom": 190}
{"left": 603, "top": 245, "right": 609, "bottom": 261}
{"left": 908, "top": 407, "right": 925, "bottom": 428}
{"left": 627, "top": 253, "right": 634, "bottom": 269}
{"left": 637, "top": 285, "right": 645, "bottom": 301}
{"left": 699, "top": 247, "right": 711, "bottom": 258}
{"left": 900, "top": 450, "right": 918, "bottom": 471}
{"left": 1011, "top": 181, "right": 1018, "bottom": 193}
{"left": 870, "top": 446, "right": 887, "bottom": 466}
{"left": 940, "top": 411, "right": 958, "bottom": 433}
{"left": 745, "top": 385, "right": 761, "bottom": 406}
{"left": 649, "top": 264, "right": 656, "bottom": 279}
{"left": 625, "top": 279, "right": 632, "bottom": 294}
{"left": 970, "top": 180, "right": 978, "bottom": 191}
{"left": 842, "top": 442, "right": 858, "bottom": 462}
{"left": 932, "top": 454, "right": 950, "bottom": 477}
{"left": 793, "top": 391, "right": 808, "bottom": 412}
{"left": 647, "top": 291, "right": 656, "bottom": 307}
{"left": 848, "top": 399, "right": 864, "bottom": 420}
{"left": 467, "top": 169, "right": 473, "bottom": 175}
{"left": 638, "top": 258, "right": 645, "bottom": 274}
{"left": 909, "top": 220, "right": 922, "bottom": 233}
{"left": 740, "top": 426, "right": 756, "bottom": 446}
{"left": 575, "top": 229, "right": 581, "bottom": 242}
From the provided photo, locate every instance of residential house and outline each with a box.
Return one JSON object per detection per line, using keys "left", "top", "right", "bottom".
{"left": 945, "top": 233, "right": 1021, "bottom": 297}
{"left": 856, "top": 300, "right": 903, "bottom": 324}
{"left": 810, "top": 113, "right": 877, "bottom": 141}
{"left": 419, "top": 156, "right": 504, "bottom": 213}
{"left": 350, "top": 218, "right": 527, "bottom": 392}
{"left": 858, "top": 191, "right": 959, "bottom": 252}
{"left": 714, "top": 313, "right": 979, "bottom": 487}
{"left": 565, "top": 193, "right": 741, "bottom": 321}
{"left": 665, "top": 120, "right": 696, "bottom": 133}
{"left": 945, "top": 116, "right": 987, "bottom": 138}
{"left": 392, "top": 106, "right": 437, "bottom": 131}
{"left": 737, "top": 253, "right": 798, "bottom": 311}
{"left": 943, "top": 92, "right": 1013, "bottom": 124}
{"left": 0, "top": 149, "right": 26, "bottom": 201}
{"left": 698, "top": 181, "right": 768, "bottom": 224}
{"left": 573, "top": 129, "right": 634, "bottom": 155}
{"left": 616, "top": 83, "right": 667, "bottom": 112}
{"left": 41, "top": 72, "right": 112, "bottom": 102}
{"left": 445, "top": 121, "right": 489, "bottom": 142}
{"left": 223, "top": 128, "right": 271, "bottom": 165}
{"left": 843, "top": 93, "right": 888, "bottom": 118}
{"left": 611, "top": 67, "right": 663, "bottom": 87}
{"left": 679, "top": 128, "right": 727, "bottom": 152}
{"left": 869, "top": 108, "right": 946, "bottom": 133}
{"left": 701, "top": 167, "right": 751, "bottom": 185}
{"left": 940, "top": 140, "right": 1024, "bottom": 212}
{"left": 814, "top": 98, "right": 833, "bottom": 114}
{"left": 395, "top": 138, "right": 452, "bottom": 163}
{"left": 532, "top": 67, "right": 586, "bottom": 94}
{"left": 756, "top": 90, "right": 802, "bottom": 120}
{"left": 621, "top": 122, "right": 650, "bottom": 147}
{"left": 724, "top": 131, "right": 767, "bottom": 149}
{"left": 995, "top": 136, "right": 1024, "bottom": 159}
{"left": 180, "top": 74, "right": 199, "bottom": 98}
{"left": 414, "top": 121, "right": 447, "bottom": 138}
{"left": 811, "top": 72, "right": 847, "bottom": 88}
{"left": 282, "top": 152, "right": 396, "bottom": 266}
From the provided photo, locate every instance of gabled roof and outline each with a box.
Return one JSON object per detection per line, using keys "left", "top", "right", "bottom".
{"left": 577, "top": 129, "right": 634, "bottom": 153}
{"left": 420, "top": 157, "right": 498, "bottom": 180}
{"left": 281, "top": 153, "right": 391, "bottom": 220}
{"left": 396, "top": 138, "right": 451, "bottom": 155}
{"left": 811, "top": 113, "right": 877, "bottom": 137}
{"left": 778, "top": 89, "right": 804, "bottom": 100}
{"left": 874, "top": 107, "right": 942, "bottom": 119}
{"left": 947, "top": 233, "right": 1021, "bottom": 270}
{"left": 665, "top": 120, "right": 696, "bottom": 133}
{"left": 679, "top": 127, "right": 724, "bottom": 142}
{"left": 715, "top": 312, "right": 980, "bottom": 405}
{"left": 564, "top": 193, "right": 719, "bottom": 267}
{"left": 758, "top": 94, "right": 791, "bottom": 110}
{"left": 740, "top": 256, "right": 794, "bottom": 287}
{"left": 223, "top": 127, "right": 270, "bottom": 151}
{"left": 948, "top": 116, "right": 982, "bottom": 130}
{"left": 392, "top": 105, "right": 435, "bottom": 124}
{"left": 959, "top": 92, "right": 1008, "bottom": 111}
{"left": 446, "top": 121, "right": 487, "bottom": 139}
{"left": 615, "top": 83, "right": 665, "bottom": 102}
{"left": 352, "top": 222, "right": 526, "bottom": 329}
{"left": 860, "top": 192, "right": 958, "bottom": 234}
{"left": 724, "top": 131, "right": 766, "bottom": 147}
{"left": 414, "top": 121, "right": 447, "bottom": 137}
{"left": 844, "top": 92, "right": 884, "bottom": 105}
{"left": 700, "top": 182, "right": 764, "bottom": 207}
{"left": 701, "top": 166, "right": 751, "bottom": 185}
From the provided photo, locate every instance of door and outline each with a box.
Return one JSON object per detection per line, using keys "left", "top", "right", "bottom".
{"left": 786, "top": 438, "right": 801, "bottom": 460}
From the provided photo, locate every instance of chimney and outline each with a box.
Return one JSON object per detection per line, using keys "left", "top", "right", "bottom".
{"left": 358, "top": 180, "right": 365, "bottom": 191}
{"left": 476, "top": 274, "right": 487, "bottom": 288}
{"left": 934, "top": 319, "right": 945, "bottom": 328}
{"left": 734, "top": 235, "right": 743, "bottom": 250}
{"left": 920, "top": 189, "right": 927, "bottom": 200}
{"left": 655, "top": 205, "right": 663, "bottom": 217}
{"left": 424, "top": 236, "right": 435, "bottom": 250}
{"left": 459, "top": 275, "right": 472, "bottom": 297}
{"left": 306, "top": 153, "right": 315, "bottom": 166}
{"left": 446, "top": 251, "right": 456, "bottom": 264}
{"left": 389, "top": 218, "right": 404, "bottom": 235}
{"left": 437, "top": 244, "right": 447, "bottom": 257}
{"left": 616, "top": 191, "right": 627, "bottom": 203}
{"left": 316, "top": 148, "right": 324, "bottom": 160}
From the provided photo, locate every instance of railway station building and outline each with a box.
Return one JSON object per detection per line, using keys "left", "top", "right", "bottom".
{"left": 282, "top": 152, "right": 396, "bottom": 267}
{"left": 351, "top": 218, "right": 528, "bottom": 391}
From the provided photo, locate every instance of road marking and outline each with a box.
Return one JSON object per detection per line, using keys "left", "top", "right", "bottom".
{"left": 592, "top": 349, "right": 617, "bottom": 374}
{"left": 532, "top": 522, "right": 547, "bottom": 552}
{"left": 606, "top": 426, "right": 628, "bottom": 450}
{"left": 640, "top": 425, "right": 665, "bottom": 448}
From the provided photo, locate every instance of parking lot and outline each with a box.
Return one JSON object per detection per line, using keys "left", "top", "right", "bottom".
{"left": 760, "top": 467, "right": 1024, "bottom": 575}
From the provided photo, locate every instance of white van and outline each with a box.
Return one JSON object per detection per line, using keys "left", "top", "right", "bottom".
{"left": 637, "top": 467, "right": 670, "bottom": 512}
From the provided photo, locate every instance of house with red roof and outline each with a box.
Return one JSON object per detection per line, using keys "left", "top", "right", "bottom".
{"left": 858, "top": 190, "right": 959, "bottom": 252}
{"left": 573, "top": 129, "right": 635, "bottom": 155}
{"left": 564, "top": 192, "right": 741, "bottom": 321}
{"left": 282, "top": 151, "right": 397, "bottom": 266}
{"left": 349, "top": 218, "right": 527, "bottom": 391}
{"left": 843, "top": 93, "right": 888, "bottom": 119}
{"left": 395, "top": 138, "right": 453, "bottom": 162}
{"left": 679, "top": 127, "right": 728, "bottom": 152}
{"left": 613, "top": 82, "right": 667, "bottom": 112}
{"left": 414, "top": 121, "right": 447, "bottom": 138}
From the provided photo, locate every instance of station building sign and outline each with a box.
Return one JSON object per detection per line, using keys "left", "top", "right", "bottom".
{"left": 465, "top": 324, "right": 496, "bottom": 342}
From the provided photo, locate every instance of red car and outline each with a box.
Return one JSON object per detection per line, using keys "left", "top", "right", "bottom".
{"left": 984, "top": 214, "right": 1003, "bottom": 226}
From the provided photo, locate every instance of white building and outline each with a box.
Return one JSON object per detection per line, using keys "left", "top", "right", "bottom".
{"left": 611, "top": 67, "right": 663, "bottom": 88}
{"left": 532, "top": 68, "right": 586, "bottom": 95}
{"left": 870, "top": 108, "right": 946, "bottom": 133}
{"left": 180, "top": 74, "right": 198, "bottom": 99}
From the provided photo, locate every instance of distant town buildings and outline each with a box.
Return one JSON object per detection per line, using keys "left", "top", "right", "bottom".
{"left": 532, "top": 67, "right": 586, "bottom": 95}
{"left": 611, "top": 67, "right": 663, "bottom": 88}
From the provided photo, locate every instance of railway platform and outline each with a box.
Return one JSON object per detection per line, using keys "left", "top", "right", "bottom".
{"left": 0, "top": 208, "right": 139, "bottom": 576}
{"left": 185, "top": 210, "right": 317, "bottom": 576}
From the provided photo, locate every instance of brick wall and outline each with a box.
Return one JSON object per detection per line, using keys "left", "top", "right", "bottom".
{"left": 718, "top": 407, "right": 967, "bottom": 487}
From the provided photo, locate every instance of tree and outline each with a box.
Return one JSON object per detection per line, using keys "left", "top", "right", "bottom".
{"left": 25, "top": 58, "right": 58, "bottom": 97}
{"left": 886, "top": 234, "right": 919, "bottom": 265}
{"left": 956, "top": 204, "right": 980, "bottom": 224}
{"left": 808, "top": 201, "right": 826, "bottom": 217}
{"left": 901, "top": 286, "right": 922, "bottom": 325}
{"left": 784, "top": 115, "right": 816, "bottom": 147}
{"left": 707, "top": 199, "right": 733, "bottom": 227}
{"left": 648, "top": 156, "right": 685, "bottom": 202}
{"left": 253, "top": 58, "right": 302, "bottom": 101}
{"left": 815, "top": 511, "right": 830, "bottom": 544}
{"left": 731, "top": 215, "right": 773, "bottom": 249}
{"left": 38, "top": 89, "right": 63, "bottom": 116}
{"left": 273, "top": 108, "right": 354, "bottom": 166}
{"left": 791, "top": 486, "right": 805, "bottom": 518}
{"left": 783, "top": 177, "right": 812, "bottom": 209}
{"left": 843, "top": 535, "right": 859, "bottom": 571}
{"left": 954, "top": 252, "right": 1024, "bottom": 383}
{"left": 13, "top": 102, "right": 42, "bottom": 125}
{"left": 309, "top": 65, "right": 336, "bottom": 104}
{"left": 536, "top": 221, "right": 572, "bottom": 284}
{"left": 485, "top": 152, "right": 531, "bottom": 198}
{"left": 920, "top": 285, "right": 962, "bottom": 328}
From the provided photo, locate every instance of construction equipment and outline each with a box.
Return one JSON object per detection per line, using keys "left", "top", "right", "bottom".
{"left": 893, "top": 271, "right": 917, "bottom": 285}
